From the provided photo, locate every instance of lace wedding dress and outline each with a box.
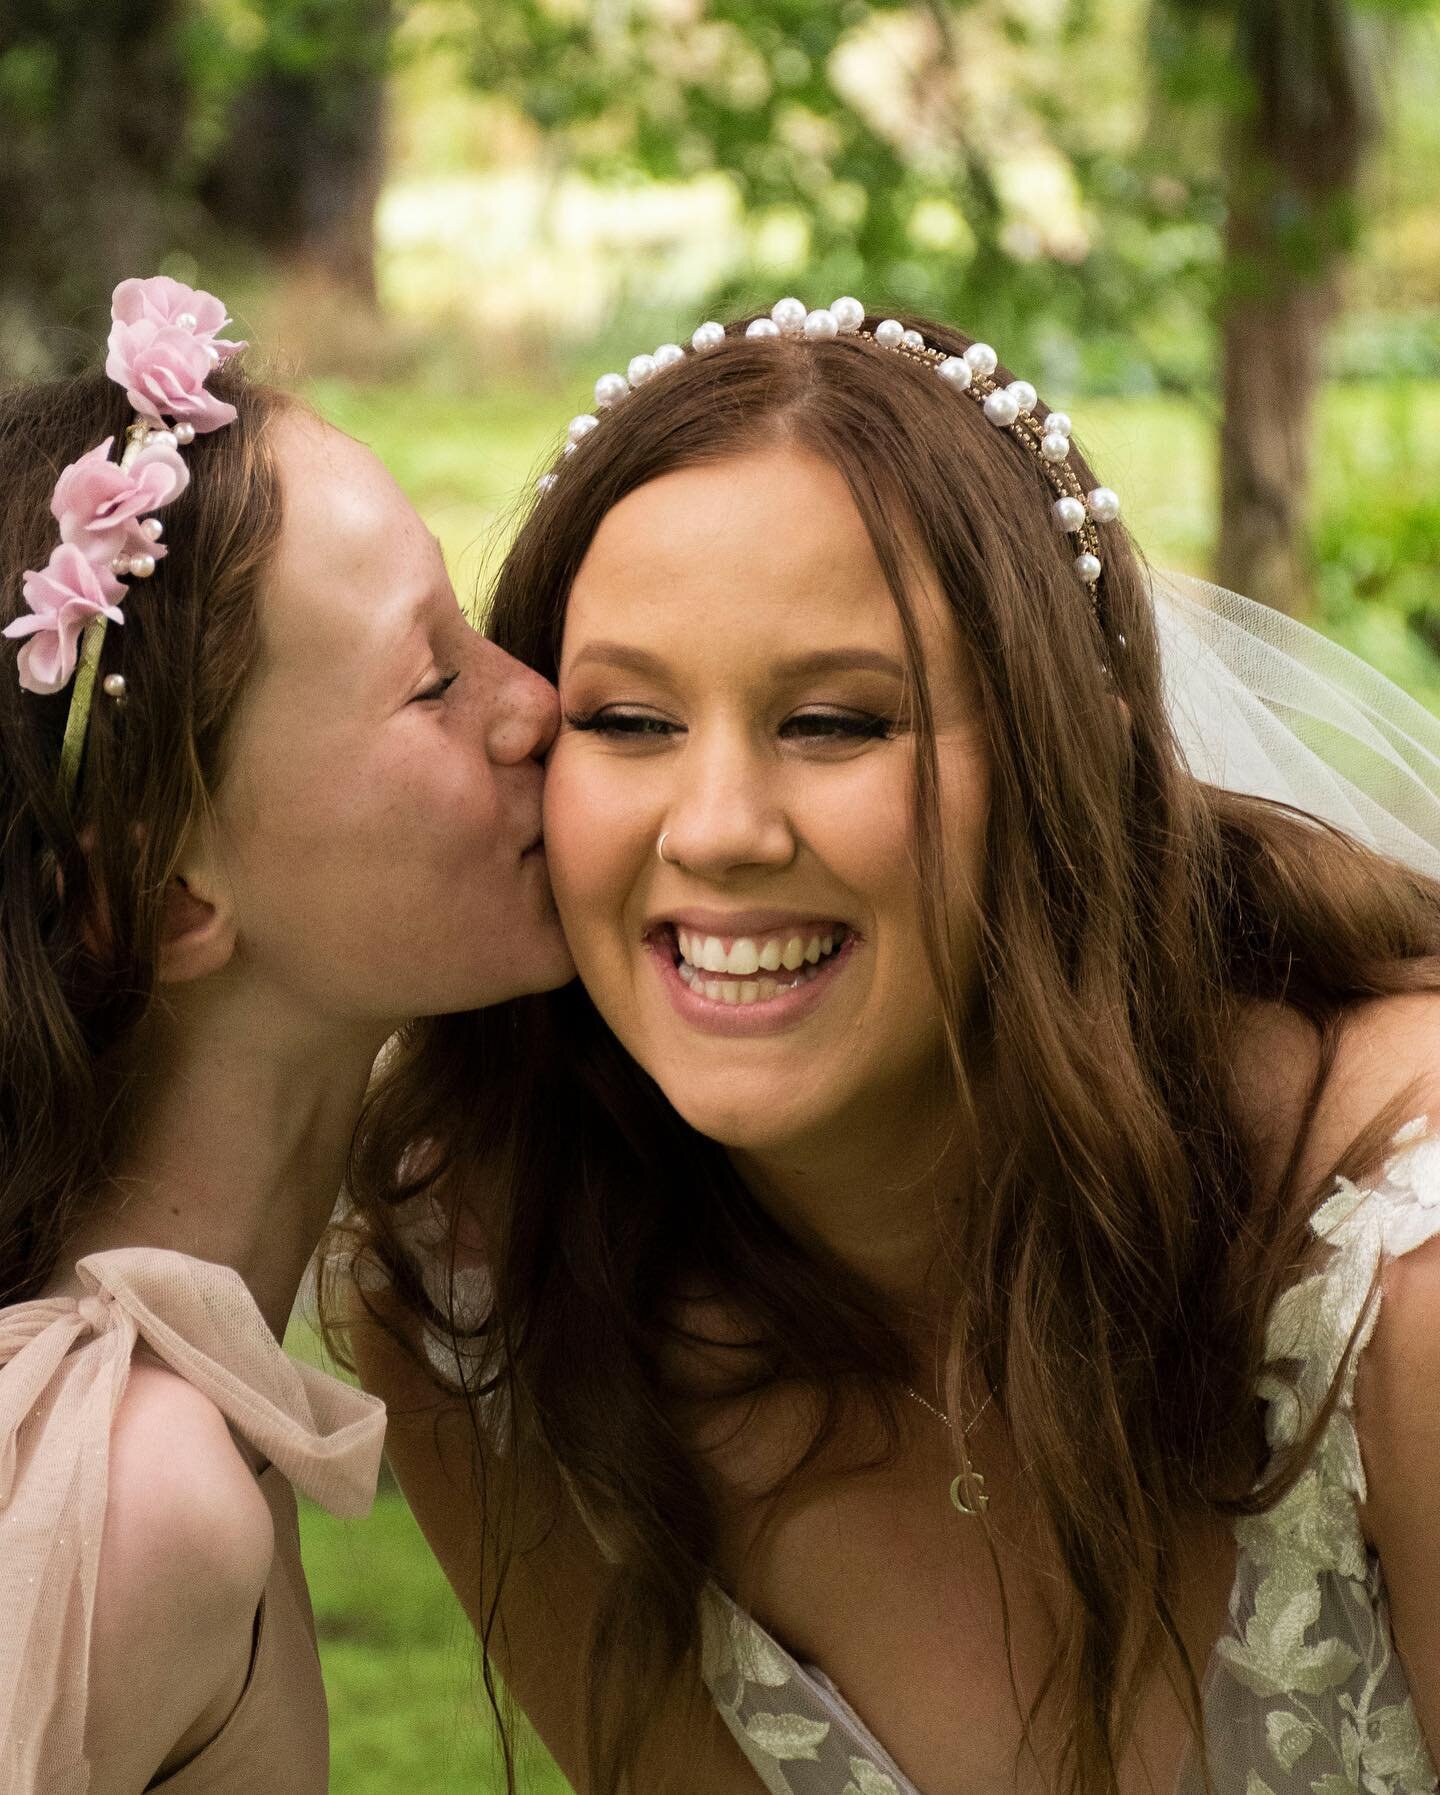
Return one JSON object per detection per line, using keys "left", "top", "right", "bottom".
{"left": 700, "top": 1120, "right": 1440, "bottom": 1795}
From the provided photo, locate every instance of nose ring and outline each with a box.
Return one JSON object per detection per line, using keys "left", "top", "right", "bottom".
{"left": 657, "top": 831, "right": 674, "bottom": 865}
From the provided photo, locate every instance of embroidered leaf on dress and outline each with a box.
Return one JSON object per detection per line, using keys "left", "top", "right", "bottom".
{"left": 1362, "top": 1704, "right": 1434, "bottom": 1787}
{"left": 1267, "top": 1710, "right": 1318, "bottom": 1774}
{"left": 1200, "top": 1122, "right": 1440, "bottom": 1795}
{"left": 698, "top": 1593, "right": 733, "bottom": 1686}
{"left": 743, "top": 1712, "right": 832, "bottom": 1761}
{"left": 1342, "top": 1720, "right": 1365, "bottom": 1784}
{"left": 846, "top": 1760, "right": 903, "bottom": 1795}
{"left": 732, "top": 1615, "right": 796, "bottom": 1688}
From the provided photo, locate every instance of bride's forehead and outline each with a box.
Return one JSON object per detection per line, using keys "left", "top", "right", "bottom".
{"left": 579, "top": 448, "right": 878, "bottom": 578}
{"left": 562, "top": 521, "right": 953, "bottom": 671}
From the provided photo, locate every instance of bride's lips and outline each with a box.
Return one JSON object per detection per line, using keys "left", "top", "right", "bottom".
{"left": 644, "top": 919, "right": 858, "bottom": 1035}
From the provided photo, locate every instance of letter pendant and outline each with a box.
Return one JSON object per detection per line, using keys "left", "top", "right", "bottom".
{"left": 949, "top": 1470, "right": 988, "bottom": 1516}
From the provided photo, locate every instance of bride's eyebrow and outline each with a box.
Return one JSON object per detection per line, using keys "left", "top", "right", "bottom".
{"left": 566, "top": 642, "right": 905, "bottom": 681}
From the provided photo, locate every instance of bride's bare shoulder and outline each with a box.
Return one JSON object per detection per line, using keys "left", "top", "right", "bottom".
{"left": 1229, "top": 992, "right": 1440, "bottom": 1196}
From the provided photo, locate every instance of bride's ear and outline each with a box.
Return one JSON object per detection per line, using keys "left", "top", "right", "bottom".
{"left": 158, "top": 834, "right": 237, "bottom": 985}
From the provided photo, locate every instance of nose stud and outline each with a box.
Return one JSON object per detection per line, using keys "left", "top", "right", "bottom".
{"left": 657, "top": 831, "right": 675, "bottom": 865}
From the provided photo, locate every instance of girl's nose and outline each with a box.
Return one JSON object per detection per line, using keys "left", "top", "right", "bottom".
{"left": 481, "top": 643, "right": 561, "bottom": 765}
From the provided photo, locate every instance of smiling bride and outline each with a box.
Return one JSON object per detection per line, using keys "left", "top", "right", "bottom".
{"left": 344, "top": 301, "right": 1440, "bottom": 1795}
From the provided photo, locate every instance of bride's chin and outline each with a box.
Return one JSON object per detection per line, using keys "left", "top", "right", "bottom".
{"left": 651, "top": 1087, "right": 821, "bottom": 1157}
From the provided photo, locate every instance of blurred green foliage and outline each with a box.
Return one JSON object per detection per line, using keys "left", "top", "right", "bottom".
{"left": 433, "top": 0, "right": 1440, "bottom": 390}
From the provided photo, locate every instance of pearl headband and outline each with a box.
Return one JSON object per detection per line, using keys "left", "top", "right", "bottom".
{"left": 3, "top": 275, "right": 245, "bottom": 801}
{"left": 540, "top": 296, "right": 1121, "bottom": 611}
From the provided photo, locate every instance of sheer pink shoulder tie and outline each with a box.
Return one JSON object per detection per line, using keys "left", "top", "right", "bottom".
{"left": 0, "top": 1247, "right": 386, "bottom": 1795}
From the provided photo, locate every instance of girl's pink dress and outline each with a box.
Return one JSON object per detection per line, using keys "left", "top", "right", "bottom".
{"left": 0, "top": 1247, "right": 386, "bottom": 1793}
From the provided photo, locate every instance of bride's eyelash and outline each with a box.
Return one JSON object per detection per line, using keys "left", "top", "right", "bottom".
{"left": 783, "top": 711, "right": 895, "bottom": 740}
{"left": 564, "top": 707, "right": 895, "bottom": 740}
{"left": 564, "top": 708, "right": 675, "bottom": 736}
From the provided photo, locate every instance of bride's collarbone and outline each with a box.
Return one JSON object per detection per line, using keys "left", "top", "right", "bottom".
{"left": 692, "top": 1389, "right": 1237, "bottom": 1795}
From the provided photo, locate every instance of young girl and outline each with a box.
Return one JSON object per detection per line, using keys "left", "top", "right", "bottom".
{"left": 348, "top": 303, "right": 1440, "bottom": 1795}
{"left": 0, "top": 276, "right": 572, "bottom": 1794}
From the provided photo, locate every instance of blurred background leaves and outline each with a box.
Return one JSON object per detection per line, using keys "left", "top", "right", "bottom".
{"left": 2, "top": 0, "right": 1435, "bottom": 627}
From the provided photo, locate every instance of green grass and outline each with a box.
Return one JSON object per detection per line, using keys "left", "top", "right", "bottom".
{"left": 300, "top": 1494, "right": 572, "bottom": 1794}
{"left": 285, "top": 1318, "right": 572, "bottom": 1793}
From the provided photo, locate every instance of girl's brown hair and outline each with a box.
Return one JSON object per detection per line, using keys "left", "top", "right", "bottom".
{"left": 342, "top": 316, "right": 1440, "bottom": 1795}
{"left": 0, "top": 363, "right": 290, "bottom": 1304}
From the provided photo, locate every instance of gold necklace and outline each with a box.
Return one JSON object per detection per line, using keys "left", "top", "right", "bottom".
{"left": 904, "top": 1384, "right": 995, "bottom": 1516}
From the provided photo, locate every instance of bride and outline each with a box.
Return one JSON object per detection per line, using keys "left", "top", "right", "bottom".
{"left": 346, "top": 302, "right": 1440, "bottom": 1795}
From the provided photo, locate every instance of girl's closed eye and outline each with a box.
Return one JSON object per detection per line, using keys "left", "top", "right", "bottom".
{"left": 414, "top": 671, "right": 459, "bottom": 703}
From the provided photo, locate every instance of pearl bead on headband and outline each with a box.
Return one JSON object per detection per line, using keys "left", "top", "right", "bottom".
{"left": 539, "top": 297, "right": 1121, "bottom": 610}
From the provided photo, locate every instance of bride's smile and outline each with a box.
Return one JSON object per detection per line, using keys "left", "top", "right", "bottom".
{"left": 544, "top": 440, "right": 990, "bottom": 1153}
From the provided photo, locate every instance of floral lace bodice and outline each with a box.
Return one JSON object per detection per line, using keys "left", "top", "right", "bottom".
{"left": 699, "top": 1121, "right": 1440, "bottom": 1795}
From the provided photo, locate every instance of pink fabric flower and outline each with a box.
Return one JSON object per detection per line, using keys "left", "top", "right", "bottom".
{"left": 110, "top": 276, "right": 246, "bottom": 364}
{"left": 51, "top": 438, "right": 188, "bottom": 567}
{"left": 105, "top": 321, "right": 239, "bottom": 432}
{"left": 2, "top": 545, "right": 125, "bottom": 695}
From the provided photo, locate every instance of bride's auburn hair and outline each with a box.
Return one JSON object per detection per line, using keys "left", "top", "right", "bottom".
{"left": 341, "top": 316, "right": 1440, "bottom": 1795}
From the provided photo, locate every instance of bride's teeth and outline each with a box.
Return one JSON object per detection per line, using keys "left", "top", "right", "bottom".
{"left": 672, "top": 924, "right": 847, "bottom": 984}
{"left": 729, "top": 939, "right": 761, "bottom": 976}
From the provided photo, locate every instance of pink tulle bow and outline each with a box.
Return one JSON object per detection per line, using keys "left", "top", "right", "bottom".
{"left": 2, "top": 545, "right": 126, "bottom": 696}
{"left": 51, "top": 438, "right": 188, "bottom": 568}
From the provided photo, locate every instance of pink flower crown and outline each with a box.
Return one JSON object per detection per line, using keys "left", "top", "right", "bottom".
{"left": 4, "top": 276, "right": 245, "bottom": 796}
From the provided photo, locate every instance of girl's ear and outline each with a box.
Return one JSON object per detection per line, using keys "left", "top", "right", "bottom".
{"left": 157, "top": 831, "right": 237, "bottom": 984}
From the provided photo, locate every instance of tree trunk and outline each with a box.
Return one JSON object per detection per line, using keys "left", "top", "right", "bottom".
{"left": 0, "top": 0, "right": 191, "bottom": 377}
{"left": 1214, "top": 180, "right": 1340, "bottom": 617}
{"left": 200, "top": 0, "right": 391, "bottom": 308}
{"left": 1213, "top": 0, "right": 1376, "bottom": 616}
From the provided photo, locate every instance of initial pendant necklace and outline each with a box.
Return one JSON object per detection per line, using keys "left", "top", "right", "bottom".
{"left": 904, "top": 1384, "right": 995, "bottom": 1516}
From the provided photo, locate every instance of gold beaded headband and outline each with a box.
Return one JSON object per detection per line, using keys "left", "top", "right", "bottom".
{"left": 539, "top": 297, "right": 1121, "bottom": 620}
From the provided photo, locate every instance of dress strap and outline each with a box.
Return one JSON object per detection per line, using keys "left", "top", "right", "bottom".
{"left": 1259, "top": 1116, "right": 1440, "bottom": 1502}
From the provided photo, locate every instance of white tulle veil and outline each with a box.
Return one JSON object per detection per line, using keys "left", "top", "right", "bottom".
{"left": 1151, "top": 570, "right": 1440, "bottom": 882}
